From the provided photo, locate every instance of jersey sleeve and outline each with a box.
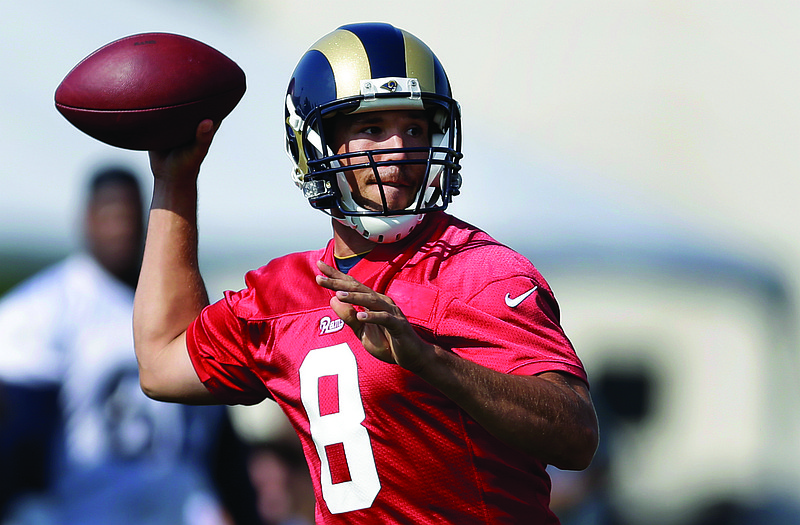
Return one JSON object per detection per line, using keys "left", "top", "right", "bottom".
{"left": 392, "top": 273, "right": 587, "bottom": 382}
{"left": 186, "top": 288, "right": 271, "bottom": 406}
{"left": 449, "top": 273, "right": 587, "bottom": 380}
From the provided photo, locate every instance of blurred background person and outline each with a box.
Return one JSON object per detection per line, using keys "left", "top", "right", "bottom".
{"left": 230, "top": 402, "right": 315, "bottom": 525}
{"left": 0, "top": 165, "right": 258, "bottom": 525}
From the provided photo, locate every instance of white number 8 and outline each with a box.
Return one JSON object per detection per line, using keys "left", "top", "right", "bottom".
{"left": 299, "top": 343, "right": 381, "bottom": 514}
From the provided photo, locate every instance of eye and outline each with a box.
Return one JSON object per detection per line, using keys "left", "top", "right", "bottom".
{"left": 406, "top": 125, "right": 424, "bottom": 137}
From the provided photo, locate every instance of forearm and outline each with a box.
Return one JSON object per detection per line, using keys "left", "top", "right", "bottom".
{"left": 133, "top": 177, "right": 208, "bottom": 385}
{"left": 415, "top": 345, "right": 599, "bottom": 470}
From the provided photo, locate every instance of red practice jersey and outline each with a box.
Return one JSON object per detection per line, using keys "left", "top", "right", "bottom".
{"left": 187, "top": 212, "right": 586, "bottom": 524}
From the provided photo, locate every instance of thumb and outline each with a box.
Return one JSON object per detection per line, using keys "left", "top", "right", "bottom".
{"left": 330, "top": 295, "right": 363, "bottom": 334}
{"left": 195, "top": 119, "right": 216, "bottom": 147}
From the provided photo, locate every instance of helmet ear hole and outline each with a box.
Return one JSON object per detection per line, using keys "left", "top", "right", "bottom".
{"left": 425, "top": 106, "right": 449, "bottom": 135}
{"left": 321, "top": 118, "right": 337, "bottom": 152}
{"left": 285, "top": 124, "right": 299, "bottom": 160}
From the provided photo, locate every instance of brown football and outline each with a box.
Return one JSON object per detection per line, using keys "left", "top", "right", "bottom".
{"left": 55, "top": 32, "right": 246, "bottom": 150}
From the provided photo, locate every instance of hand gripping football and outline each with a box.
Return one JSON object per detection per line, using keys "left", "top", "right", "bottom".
{"left": 55, "top": 32, "right": 246, "bottom": 150}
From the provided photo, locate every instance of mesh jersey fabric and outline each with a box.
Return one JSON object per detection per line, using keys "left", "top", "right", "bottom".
{"left": 187, "top": 212, "right": 584, "bottom": 524}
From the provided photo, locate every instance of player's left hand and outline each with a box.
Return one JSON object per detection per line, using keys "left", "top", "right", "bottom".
{"left": 315, "top": 260, "right": 432, "bottom": 372}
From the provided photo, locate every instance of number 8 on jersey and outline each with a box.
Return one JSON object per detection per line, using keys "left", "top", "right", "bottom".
{"left": 299, "top": 344, "right": 381, "bottom": 514}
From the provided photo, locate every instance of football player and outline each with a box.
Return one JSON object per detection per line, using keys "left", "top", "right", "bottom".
{"left": 134, "top": 22, "right": 598, "bottom": 524}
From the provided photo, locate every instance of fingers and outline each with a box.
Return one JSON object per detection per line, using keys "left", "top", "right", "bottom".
{"left": 148, "top": 119, "right": 218, "bottom": 182}
{"left": 316, "top": 260, "right": 397, "bottom": 314}
{"left": 315, "top": 261, "right": 361, "bottom": 291}
{"left": 314, "top": 260, "right": 425, "bottom": 369}
{"left": 328, "top": 294, "right": 360, "bottom": 325}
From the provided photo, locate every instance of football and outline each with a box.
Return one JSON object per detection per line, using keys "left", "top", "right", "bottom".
{"left": 55, "top": 32, "right": 246, "bottom": 151}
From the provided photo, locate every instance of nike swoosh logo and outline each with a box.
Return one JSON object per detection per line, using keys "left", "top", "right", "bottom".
{"left": 504, "top": 286, "right": 538, "bottom": 308}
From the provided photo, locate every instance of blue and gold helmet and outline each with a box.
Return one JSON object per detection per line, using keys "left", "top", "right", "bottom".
{"left": 285, "top": 22, "right": 462, "bottom": 243}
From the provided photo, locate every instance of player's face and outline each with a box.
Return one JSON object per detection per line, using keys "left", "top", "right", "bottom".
{"left": 85, "top": 183, "right": 143, "bottom": 280}
{"left": 330, "top": 110, "right": 431, "bottom": 212}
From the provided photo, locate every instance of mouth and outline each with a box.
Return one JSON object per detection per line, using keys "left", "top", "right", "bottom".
{"left": 372, "top": 169, "right": 418, "bottom": 189}
{"left": 360, "top": 179, "right": 418, "bottom": 212}
{"left": 374, "top": 179, "right": 412, "bottom": 189}
{"left": 345, "top": 164, "right": 427, "bottom": 212}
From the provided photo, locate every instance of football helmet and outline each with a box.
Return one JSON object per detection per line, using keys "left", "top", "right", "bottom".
{"left": 285, "top": 22, "right": 463, "bottom": 243}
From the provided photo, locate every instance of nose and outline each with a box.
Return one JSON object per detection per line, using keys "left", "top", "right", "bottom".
{"left": 371, "top": 135, "right": 410, "bottom": 169}
{"left": 380, "top": 132, "right": 408, "bottom": 152}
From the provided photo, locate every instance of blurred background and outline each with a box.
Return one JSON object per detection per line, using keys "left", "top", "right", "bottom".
{"left": 2, "top": 1, "right": 800, "bottom": 524}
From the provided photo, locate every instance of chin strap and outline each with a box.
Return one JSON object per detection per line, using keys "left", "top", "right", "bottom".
{"left": 336, "top": 213, "right": 424, "bottom": 244}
